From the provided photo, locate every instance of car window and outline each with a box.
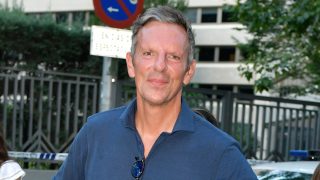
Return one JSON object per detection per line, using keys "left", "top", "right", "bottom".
{"left": 256, "top": 170, "right": 312, "bottom": 180}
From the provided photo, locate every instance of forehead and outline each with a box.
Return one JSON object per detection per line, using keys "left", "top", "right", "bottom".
{"left": 136, "top": 21, "right": 188, "bottom": 50}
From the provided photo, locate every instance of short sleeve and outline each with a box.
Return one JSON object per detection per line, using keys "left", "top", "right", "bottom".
{"left": 53, "top": 124, "right": 89, "bottom": 180}
{"left": 214, "top": 144, "right": 258, "bottom": 180}
{"left": 0, "top": 160, "right": 26, "bottom": 180}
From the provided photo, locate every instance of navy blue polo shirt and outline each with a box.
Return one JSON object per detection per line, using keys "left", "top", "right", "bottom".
{"left": 53, "top": 99, "right": 257, "bottom": 180}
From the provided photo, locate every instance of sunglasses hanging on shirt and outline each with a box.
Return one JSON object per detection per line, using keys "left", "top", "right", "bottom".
{"left": 131, "top": 156, "right": 145, "bottom": 179}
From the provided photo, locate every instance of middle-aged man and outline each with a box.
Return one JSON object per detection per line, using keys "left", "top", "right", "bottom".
{"left": 53, "top": 6, "right": 257, "bottom": 180}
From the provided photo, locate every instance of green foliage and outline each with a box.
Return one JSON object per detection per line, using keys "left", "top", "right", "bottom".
{"left": 231, "top": 0, "right": 320, "bottom": 95}
{"left": 0, "top": 8, "right": 101, "bottom": 75}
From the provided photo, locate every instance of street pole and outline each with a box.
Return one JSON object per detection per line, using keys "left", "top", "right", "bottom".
{"left": 99, "top": 56, "right": 113, "bottom": 112}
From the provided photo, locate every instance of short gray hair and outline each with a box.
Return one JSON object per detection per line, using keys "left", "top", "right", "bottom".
{"left": 131, "top": 6, "right": 195, "bottom": 65}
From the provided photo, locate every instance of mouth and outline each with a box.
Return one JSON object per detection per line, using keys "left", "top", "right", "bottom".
{"left": 148, "top": 78, "right": 169, "bottom": 87}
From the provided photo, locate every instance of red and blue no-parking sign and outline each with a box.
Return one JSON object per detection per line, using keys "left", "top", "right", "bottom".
{"left": 93, "top": 0, "right": 144, "bottom": 28}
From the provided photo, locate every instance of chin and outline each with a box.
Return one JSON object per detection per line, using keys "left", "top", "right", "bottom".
{"left": 142, "top": 95, "right": 169, "bottom": 106}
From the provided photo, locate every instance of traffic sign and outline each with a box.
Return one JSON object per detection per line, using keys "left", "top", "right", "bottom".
{"left": 93, "top": 0, "right": 144, "bottom": 28}
{"left": 90, "top": 25, "right": 132, "bottom": 58}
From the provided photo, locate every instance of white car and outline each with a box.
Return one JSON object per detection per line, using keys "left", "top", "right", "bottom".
{"left": 252, "top": 161, "right": 319, "bottom": 180}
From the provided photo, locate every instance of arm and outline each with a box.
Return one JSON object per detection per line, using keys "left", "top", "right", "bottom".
{"left": 214, "top": 144, "right": 257, "bottom": 180}
{"left": 53, "top": 124, "right": 88, "bottom": 180}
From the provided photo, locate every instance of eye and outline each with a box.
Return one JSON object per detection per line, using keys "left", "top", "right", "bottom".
{"left": 142, "top": 51, "right": 152, "bottom": 57}
{"left": 167, "top": 54, "right": 181, "bottom": 61}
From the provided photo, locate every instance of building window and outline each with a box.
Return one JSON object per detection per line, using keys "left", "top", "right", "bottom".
{"left": 31, "top": 13, "right": 54, "bottom": 21}
{"left": 219, "top": 47, "right": 236, "bottom": 62}
{"left": 199, "top": 84, "right": 214, "bottom": 89}
{"left": 198, "top": 84, "right": 214, "bottom": 98}
{"left": 222, "top": 8, "right": 235, "bottom": 22}
{"left": 238, "top": 86, "right": 254, "bottom": 95}
{"left": 184, "top": 8, "right": 197, "bottom": 23}
{"left": 217, "top": 85, "right": 233, "bottom": 92}
{"left": 197, "top": 46, "right": 215, "bottom": 62}
{"left": 217, "top": 85, "right": 234, "bottom": 99}
{"left": 73, "top": 11, "right": 85, "bottom": 25}
{"left": 56, "top": 12, "right": 68, "bottom": 24}
{"left": 201, "top": 8, "right": 217, "bottom": 23}
{"left": 26, "top": 13, "right": 39, "bottom": 19}
{"left": 89, "top": 11, "right": 103, "bottom": 26}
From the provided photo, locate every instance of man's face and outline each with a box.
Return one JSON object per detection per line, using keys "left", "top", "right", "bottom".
{"left": 126, "top": 21, "right": 196, "bottom": 106}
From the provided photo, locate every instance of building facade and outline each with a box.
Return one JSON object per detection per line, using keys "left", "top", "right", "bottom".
{"left": 1, "top": 0, "right": 254, "bottom": 94}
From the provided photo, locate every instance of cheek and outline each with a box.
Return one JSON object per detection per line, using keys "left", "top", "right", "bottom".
{"left": 172, "top": 70, "right": 188, "bottom": 85}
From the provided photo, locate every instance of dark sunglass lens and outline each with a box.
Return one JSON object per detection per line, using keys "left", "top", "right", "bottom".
{"left": 131, "top": 159, "right": 144, "bottom": 178}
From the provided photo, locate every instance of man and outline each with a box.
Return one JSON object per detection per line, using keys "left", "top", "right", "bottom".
{"left": 53, "top": 6, "right": 257, "bottom": 179}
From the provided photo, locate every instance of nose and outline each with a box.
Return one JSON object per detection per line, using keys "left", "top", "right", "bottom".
{"left": 153, "top": 54, "right": 167, "bottom": 72}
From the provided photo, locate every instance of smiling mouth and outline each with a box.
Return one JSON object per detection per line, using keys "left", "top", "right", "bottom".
{"left": 148, "top": 79, "right": 168, "bottom": 86}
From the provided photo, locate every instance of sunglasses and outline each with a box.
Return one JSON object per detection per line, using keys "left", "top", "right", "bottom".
{"left": 131, "top": 157, "right": 145, "bottom": 179}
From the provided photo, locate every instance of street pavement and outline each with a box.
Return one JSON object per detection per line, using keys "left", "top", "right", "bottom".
{"left": 24, "top": 169, "right": 57, "bottom": 180}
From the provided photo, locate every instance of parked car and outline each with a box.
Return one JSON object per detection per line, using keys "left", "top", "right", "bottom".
{"left": 251, "top": 150, "right": 320, "bottom": 180}
{"left": 252, "top": 160, "right": 319, "bottom": 180}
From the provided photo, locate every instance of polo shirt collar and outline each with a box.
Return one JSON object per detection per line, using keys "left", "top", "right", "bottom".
{"left": 120, "top": 99, "right": 137, "bottom": 130}
{"left": 172, "top": 98, "right": 195, "bottom": 133}
{"left": 120, "top": 98, "right": 195, "bottom": 133}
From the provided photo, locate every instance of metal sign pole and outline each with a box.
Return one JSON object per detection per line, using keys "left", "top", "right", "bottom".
{"left": 92, "top": 0, "right": 143, "bottom": 111}
{"left": 99, "top": 56, "right": 113, "bottom": 112}
{"left": 90, "top": 26, "right": 132, "bottom": 111}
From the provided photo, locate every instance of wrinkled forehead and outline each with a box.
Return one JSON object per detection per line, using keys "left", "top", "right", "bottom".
{"left": 136, "top": 21, "right": 189, "bottom": 51}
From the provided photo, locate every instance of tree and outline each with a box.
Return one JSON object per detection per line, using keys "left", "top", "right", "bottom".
{"left": 231, "top": 0, "right": 320, "bottom": 96}
{"left": 0, "top": 8, "right": 102, "bottom": 75}
{"left": 0, "top": 1, "right": 188, "bottom": 78}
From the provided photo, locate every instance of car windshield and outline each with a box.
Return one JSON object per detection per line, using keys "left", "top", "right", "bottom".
{"left": 256, "top": 170, "right": 312, "bottom": 180}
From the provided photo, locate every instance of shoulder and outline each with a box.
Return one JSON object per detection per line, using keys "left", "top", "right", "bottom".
{"left": 86, "top": 105, "right": 127, "bottom": 127}
{"left": 193, "top": 114, "right": 237, "bottom": 143}
{"left": 88, "top": 105, "right": 126, "bottom": 122}
{"left": 0, "top": 160, "right": 26, "bottom": 179}
{"left": 193, "top": 113, "right": 238, "bottom": 147}
{"left": 1, "top": 160, "right": 23, "bottom": 170}
{"left": 75, "top": 105, "right": 129, "bottom": 139}
{"left": 191, "top": 115, "right": 256, "bottom": 178}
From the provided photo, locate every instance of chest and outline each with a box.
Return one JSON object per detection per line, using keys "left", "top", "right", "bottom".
{"left": 84, "top": 132, "right": 216, "bottom": 180}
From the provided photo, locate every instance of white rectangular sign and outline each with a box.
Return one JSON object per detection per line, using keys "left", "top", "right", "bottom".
{"left": 90, "top": 25, "right": 132, "bottom": 59}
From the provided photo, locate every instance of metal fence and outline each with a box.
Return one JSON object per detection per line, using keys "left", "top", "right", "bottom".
{"left": 0, "top": 67, "right": 100, "bottom": 154}
{"left": 116, "top": 81, "right": 320, "bottom": 161}
{"left": 1, "top": 69, "right": 320, "bottom": 164}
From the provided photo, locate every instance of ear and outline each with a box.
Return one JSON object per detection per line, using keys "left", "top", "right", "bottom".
{"left": 183, "top": 60, "right": 196, "bottom": 85}
{"left": 126, "top": 52, "right": 135, "bottom": 78}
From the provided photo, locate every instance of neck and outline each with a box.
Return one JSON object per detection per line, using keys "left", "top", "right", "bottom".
{"left": 135, "top": 97, "right": 181, "bottom": 135}
{"left": 134, "top": 96, "right": 182, "bottom": 158}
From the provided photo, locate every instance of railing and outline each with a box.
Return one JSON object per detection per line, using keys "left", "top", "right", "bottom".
{"left": 1, "top": 70, "right": 319, "bottom": 165}
{"left": 116, "top": 81, "right": 320, "bottom": 161}
{"left": 0, "top": 67, "right": 100, "bottom": 154}
{"left": 232, "top": 93, "right": 319, "bottom": 161}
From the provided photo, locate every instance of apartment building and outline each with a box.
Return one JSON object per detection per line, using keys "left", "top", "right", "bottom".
{"left": 1, "top": 0, "right": 254, "bottom": 94}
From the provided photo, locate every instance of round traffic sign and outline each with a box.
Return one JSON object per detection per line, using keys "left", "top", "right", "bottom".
{"left": 93, "top": 0, "right": 144, "bottom": 28}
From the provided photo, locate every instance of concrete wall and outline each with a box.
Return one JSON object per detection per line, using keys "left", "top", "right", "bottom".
{"left": 188, "top": 0, "right": 236, "bottom": 7}
{"left": 192, "top": 63, "right": 254, "bottom": 85}
{"left": 0, "top": 0, "right": 94, "bottom": 12}
{"left": 1, "top": 0, "right": 237, "bottom": 12}
{"left": 193, "top": 24, "right": 251, "bottom": 45}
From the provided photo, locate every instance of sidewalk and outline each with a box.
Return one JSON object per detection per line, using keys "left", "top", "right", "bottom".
{"left": 24, "top": 169, "right": 57, "bottom": 180}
